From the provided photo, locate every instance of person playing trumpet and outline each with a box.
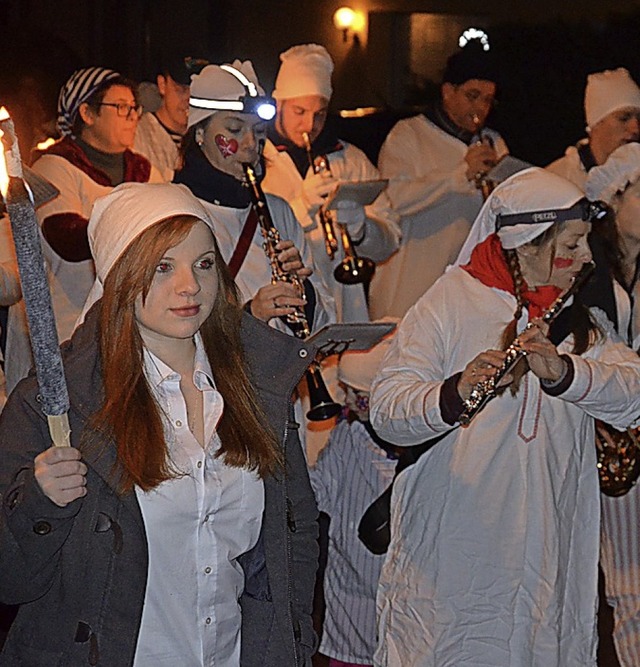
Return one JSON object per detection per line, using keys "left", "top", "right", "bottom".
{"left": 262, "top": 44, "right": 401, "bottom": 325}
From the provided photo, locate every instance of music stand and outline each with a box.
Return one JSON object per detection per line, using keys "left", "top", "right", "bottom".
{"left": 307, "top": 321, "right": 397, "bottom": 359}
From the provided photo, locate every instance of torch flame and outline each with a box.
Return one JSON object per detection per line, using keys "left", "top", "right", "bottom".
{"left": 36, "top": 137, "right": 56, "bottom": 151}
{"left": 0, "top": 123, "right": 7, "bottom": 198}
{"left": 0, "top": 106, "right": 9, "bottom": 122}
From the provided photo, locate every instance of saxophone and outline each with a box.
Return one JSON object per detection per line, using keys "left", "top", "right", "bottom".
{"left": 459, "top": 262, "right": 595, "bottom": 426}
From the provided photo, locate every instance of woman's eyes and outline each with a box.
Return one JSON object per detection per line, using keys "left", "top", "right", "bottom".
{"left": 155, "top": 258, "right": 215, "bottom": 273}
{"left": 196, "top": 257, "right": 215, "bottom": 270}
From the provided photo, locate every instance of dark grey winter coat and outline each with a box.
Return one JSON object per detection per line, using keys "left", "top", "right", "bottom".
{"left": 0, "top": 305, "right": 319, "bottom": 666}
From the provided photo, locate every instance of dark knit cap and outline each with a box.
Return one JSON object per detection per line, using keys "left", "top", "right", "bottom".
{"left": 162, "top": 55, "right": 210, "bottom": 86}
{"left": 442, "top": 40, "right": 500, "bottom": 86}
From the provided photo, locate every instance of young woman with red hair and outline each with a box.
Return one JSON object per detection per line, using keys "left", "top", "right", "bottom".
{"left": 0, "top": 182, "right": 318, "bottom": 667}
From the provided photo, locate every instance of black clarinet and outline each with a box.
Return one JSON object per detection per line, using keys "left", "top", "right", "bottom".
{"left": 242, "top": 162, "right": 341, "bottom": 421}
{"left": 242, "top": 162, "right": 310, "bottom": 338}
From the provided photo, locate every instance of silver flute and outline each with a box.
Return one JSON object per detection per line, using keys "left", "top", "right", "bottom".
{"left": 459, "top": 261, "right": 594, "bottom": 426}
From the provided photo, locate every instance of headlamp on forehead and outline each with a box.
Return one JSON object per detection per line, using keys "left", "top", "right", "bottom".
{"left": 497, "top": 197, "right": 609, "bottom": 228}
{"left": 189, "top": 64, "right": 276, "bottom": 121}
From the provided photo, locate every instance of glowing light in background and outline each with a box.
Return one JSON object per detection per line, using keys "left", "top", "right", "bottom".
{"left": 333, "top": 7, "right": 366, "bottom": 42}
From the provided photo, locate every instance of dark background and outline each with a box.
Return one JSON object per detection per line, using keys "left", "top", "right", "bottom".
{"left": 1, "top": 1, "right": 640, "bottom": 167}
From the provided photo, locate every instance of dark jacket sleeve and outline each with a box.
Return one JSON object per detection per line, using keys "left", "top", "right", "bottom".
{"left": 284, "top": 411, "right": 319, "bottom": 663}
{"left": 0, "top": 386, "right": 83, "bottom": 604}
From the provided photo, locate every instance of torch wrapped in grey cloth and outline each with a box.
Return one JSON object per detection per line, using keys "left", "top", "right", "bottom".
{"left": 0, "top": 109, "right": 70, "bottom": 446}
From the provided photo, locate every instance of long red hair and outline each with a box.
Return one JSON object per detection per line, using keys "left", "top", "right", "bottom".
{"left": 90, "top": 215, "right": 282, "bottom": 493}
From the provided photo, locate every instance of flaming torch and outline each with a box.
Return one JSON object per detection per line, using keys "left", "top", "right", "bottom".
{"left": 0, "top": 107, "right": 70, "bottom": 446}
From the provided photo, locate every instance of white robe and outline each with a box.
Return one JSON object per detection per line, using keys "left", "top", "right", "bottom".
{"left": 546, "top": 141, "right": 589, "bottom": 190}
{"left": 5, "top": 150, "right": 162, "bottom": 393}
{"left": 370, "top": 267, "right": 640, "bottom": 666}
{"left": 196, "top": 193, "right": 335, "bottom": 335}
{"left": 548, "top": 146, "right": 640, "bottom": 664}
{"left": 371, "top": 114, "right": 507, "bottom": 319}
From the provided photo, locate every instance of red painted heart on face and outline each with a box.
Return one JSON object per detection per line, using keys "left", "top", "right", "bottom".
{"left": 215, "top": 134, "right": 239, "bottom": 158}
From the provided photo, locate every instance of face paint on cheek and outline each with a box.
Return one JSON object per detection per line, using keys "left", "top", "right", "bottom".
{"left": 553, "top": 257, "right": 574, "bottom": 269}
{"left": 214, "top": 134, "right": 239, "bottom": 158}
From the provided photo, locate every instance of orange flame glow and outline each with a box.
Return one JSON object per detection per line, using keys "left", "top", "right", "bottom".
{"left": 36, "top": 137, "right": 55, "bottom": 151}
{"left": 0, "top": 107, "right": 9, "bottom": 197}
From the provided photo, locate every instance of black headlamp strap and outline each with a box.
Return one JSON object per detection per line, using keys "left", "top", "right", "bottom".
{"left": 497, "top": 198, "right": 606, "bottom": 229}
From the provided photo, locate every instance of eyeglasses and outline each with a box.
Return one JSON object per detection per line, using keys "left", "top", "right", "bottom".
{"left": 97, "top": 102, "right": 143, "bottom": 119}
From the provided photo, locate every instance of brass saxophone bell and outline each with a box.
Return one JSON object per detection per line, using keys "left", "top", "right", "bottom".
{"left": 305, "top": 364, "right": 342, "bottom": 421}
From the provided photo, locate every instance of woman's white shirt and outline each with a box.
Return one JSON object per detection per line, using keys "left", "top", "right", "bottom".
{"left": 133, "top": 335, "right": 264, "bottom": 667}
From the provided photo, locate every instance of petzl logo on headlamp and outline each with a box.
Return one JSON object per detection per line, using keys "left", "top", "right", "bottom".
{"left": 532, "top": 212, "right": 557, "bottom": 222}
{"left": 189, "top": 64, "right": 276, "bottom": 121}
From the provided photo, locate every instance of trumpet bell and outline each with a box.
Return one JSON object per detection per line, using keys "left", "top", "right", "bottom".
{"left": 333, "top": 256, "right": 375, "bottom": 285}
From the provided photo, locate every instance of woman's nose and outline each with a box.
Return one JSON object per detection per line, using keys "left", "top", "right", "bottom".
{"left": 241, "top": 129, "right": 258, "bottom": 150}
{"left": 580, "top": 245, "right": 593, "bottom": 264}
{"left": 176, "top": 268, "right": 200, "bottom": 295}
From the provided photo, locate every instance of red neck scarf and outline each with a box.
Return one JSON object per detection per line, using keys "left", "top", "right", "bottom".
{"left": 462, "top": 233, "right": 561, "bottom": 318}
{"left": 44, "top": 137, "right": 151, "bottom": 186}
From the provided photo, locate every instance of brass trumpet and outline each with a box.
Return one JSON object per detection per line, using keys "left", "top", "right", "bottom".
{"left": 302, "top": 132, "right": 375, "bottom": 285}
{"left": 302, "top": 134, "right": 338, "bottom": 260}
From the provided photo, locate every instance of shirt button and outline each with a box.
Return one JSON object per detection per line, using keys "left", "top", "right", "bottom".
{"left": 197, "top": 461, "right": 203, "bottom": 469}
{"left": 298, "top": 348, "right": 308, "bottom": 358}
{"left": 204, "top": 566, "right": 211, "bottom": 574}
{"left": 176, "top": 420, "right": 183, "bottom": 427}
{"left": 205, "top": 617, "right": 212, "bottom": 625}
